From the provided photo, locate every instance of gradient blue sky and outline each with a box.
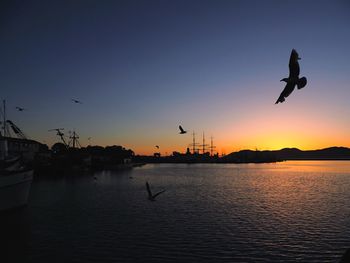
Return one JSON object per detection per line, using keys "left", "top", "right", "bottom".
{"left": 1, "top": 0, "right": 349, "bottom": 154}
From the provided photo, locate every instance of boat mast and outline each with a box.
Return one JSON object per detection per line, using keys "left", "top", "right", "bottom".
{"left": 72, "top": 131, "right": 77, "bottom": 148}
{"left": 209, "top": 136, "right": 216, "bottom": 156}
{"left": 2, "top": 100, "right": 7, "bottom": 137}
{"left": 70, "top": 130, "right": 81, "bottom": 149}
{"left": 190, "top": 131, "right": 199, "bottom": 154}
{"left": 201, "top": 132, "right": 209, "bottom": 154}
{"left": 0, "top": 100, "right": 8, "bottom": 159}
{"left": 202, "top": 132, "right": 205, "bottom": 154}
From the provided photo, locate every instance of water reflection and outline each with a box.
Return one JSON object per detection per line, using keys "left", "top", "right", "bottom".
{"left": 1, "top": 161, "right": 350, "bottom": 262}
{"left": 275, "top": 160, "right": 350, "bottom": 173}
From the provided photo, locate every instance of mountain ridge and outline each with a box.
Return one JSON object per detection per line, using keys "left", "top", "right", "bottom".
{"left": 223, "top": 146, "right": 350, "bottom": 162}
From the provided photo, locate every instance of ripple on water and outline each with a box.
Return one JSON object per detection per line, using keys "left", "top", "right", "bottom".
{"left": 2, "top": 161, "right": 350, "bottom": 262}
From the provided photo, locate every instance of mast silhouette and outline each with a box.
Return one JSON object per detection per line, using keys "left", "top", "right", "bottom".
{"left": 200, "top": 132, "right": 209, "bottom": 154}
{"left": 189, "top": 131, "right": 200, "bottom": 154}
{"left": 209, "top": 136, "right": 216, "bottom": 156}
{"left": 69, "top": 130, "right": 81, "bottom": 149}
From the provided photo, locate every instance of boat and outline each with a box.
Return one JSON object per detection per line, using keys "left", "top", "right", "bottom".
{"left": 0, "top": 100, "right": 37, "bottom": 211}
{"left": 0, "top": 138, "right": 34, "bottom": 211}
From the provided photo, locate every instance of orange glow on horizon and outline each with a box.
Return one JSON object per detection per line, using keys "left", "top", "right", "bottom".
{"left": 43, "top": 133, "right": 350, "bottom": 156}
{"left": 41, "top": 102, "right": 350, "bottom": 156}
{"left": 129, "top": 136, "right": 350, "bottom": 156}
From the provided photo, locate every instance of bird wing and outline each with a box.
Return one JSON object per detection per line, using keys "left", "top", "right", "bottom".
{"left": 297, "top": 77, "right": 307, "bottom": 89}
{"left": 179, "top": 125, "right": 184, "bottom": 132}
{"left": 289, "top": 49, "right": 300, "bottom": 78}
{"left": 152, "top": 190, "right": 165, "bottom": 198}
{"left": 146, "top": 182, "right": 152, "bottom": 197}
{"left": 275, "top": 82, "right": 296, "bottom": 104}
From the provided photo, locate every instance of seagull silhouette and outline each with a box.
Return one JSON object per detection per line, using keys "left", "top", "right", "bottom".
{"left": 155, "top": 145, "right": 159, "bottom": 149}
{"left": 71, "top": 99, "right": 82, "bottom": 104}
{"left": 179, "top": 125, "right": 187, "bottom": 134}
{"left": 15, "top": 107, "right": 26, "bottom": 111}
{"left": 275, "top": 49, "right": 307, "bottom": 104}
{"left": 146, "top": 182, "right": 165, "bottom": 201}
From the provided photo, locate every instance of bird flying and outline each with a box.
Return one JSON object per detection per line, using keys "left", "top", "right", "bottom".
{"left": 146, "top": 182, "right": 165, "bottom": 201}
{"left": 71, "top": 99, "right": 82, "bottom": 104}
{"left": 155, "top": 145, "right": 159, "bottom": 149}
{"left": 15, "top": 107, "right": 26, "bottom": 111}
{"left": 275, "top": 49, "right": 307, "bottom": 104}
{"left": 179, "top": 125, "right": 187, "bottom": 134}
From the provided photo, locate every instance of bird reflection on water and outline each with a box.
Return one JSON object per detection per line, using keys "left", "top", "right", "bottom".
{"left": 1, "top": 162, "right": 350, "bottom": 262}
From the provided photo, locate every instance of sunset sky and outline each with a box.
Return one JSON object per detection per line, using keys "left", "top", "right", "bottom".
{"left": 1, "top": 0, "right": 350, "bottom": 155}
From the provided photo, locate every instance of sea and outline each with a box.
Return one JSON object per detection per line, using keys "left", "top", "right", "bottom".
{"left": 2, "top": 161, "right": 350, "bottom": 262}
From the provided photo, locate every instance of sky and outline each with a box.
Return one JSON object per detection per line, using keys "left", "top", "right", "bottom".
{"left": 1, "top": 0, "right": 350, "bottom": 155}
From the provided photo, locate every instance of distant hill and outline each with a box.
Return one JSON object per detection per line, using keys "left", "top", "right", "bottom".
{"left": 222, "top": 147, "right": 350, "bottom": 163}
{"left": 221, "top": 149, "right": 279, "bottom": 163}
{"left": 275, "top": 147, "right": 350, "bottom": 160}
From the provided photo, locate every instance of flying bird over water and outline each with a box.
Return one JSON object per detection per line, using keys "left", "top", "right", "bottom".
{"left": 146, "top": 182, "right": 165, "bottom": 201}
{"left": 71, "top": 99, "right": 82, "bottom": 104}
{"left": 275, "top": 49, "right": 307, "bottom": 104}
{"left": 15, "top": 107, "right": 26, "bottom": 111}
{"left": 179, "top": 125, "right": 187, "bottom": 134}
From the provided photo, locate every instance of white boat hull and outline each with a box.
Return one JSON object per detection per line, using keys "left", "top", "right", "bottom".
{"left": 0, "top": 170, "right": 33, "bottom": 211}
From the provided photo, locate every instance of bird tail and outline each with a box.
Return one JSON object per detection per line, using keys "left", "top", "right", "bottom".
{"left": 297, "top": 77, "right": 307, "bottom": 89}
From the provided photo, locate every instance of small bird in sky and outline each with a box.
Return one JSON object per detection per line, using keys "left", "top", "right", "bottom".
{"left": 71, "top": 99, "right": 82, "bottom": 104}
{"left": 275, "top": 49, "right": 307, "bottom": 104}
{"left": 146, "top": 182, "right": 165, "bottom": 201}
{"left": 15, "top": 106, "right": 26, "bottom": 111}
{"left": 179, "top": 125, "right": 187, "bottom": 134}
{"left": 155, "top": 145, "right": 159, "bottom": 149}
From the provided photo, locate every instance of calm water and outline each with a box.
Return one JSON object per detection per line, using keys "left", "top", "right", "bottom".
{"left": 2, "top": 161, "right": 350, "bottom": 262}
